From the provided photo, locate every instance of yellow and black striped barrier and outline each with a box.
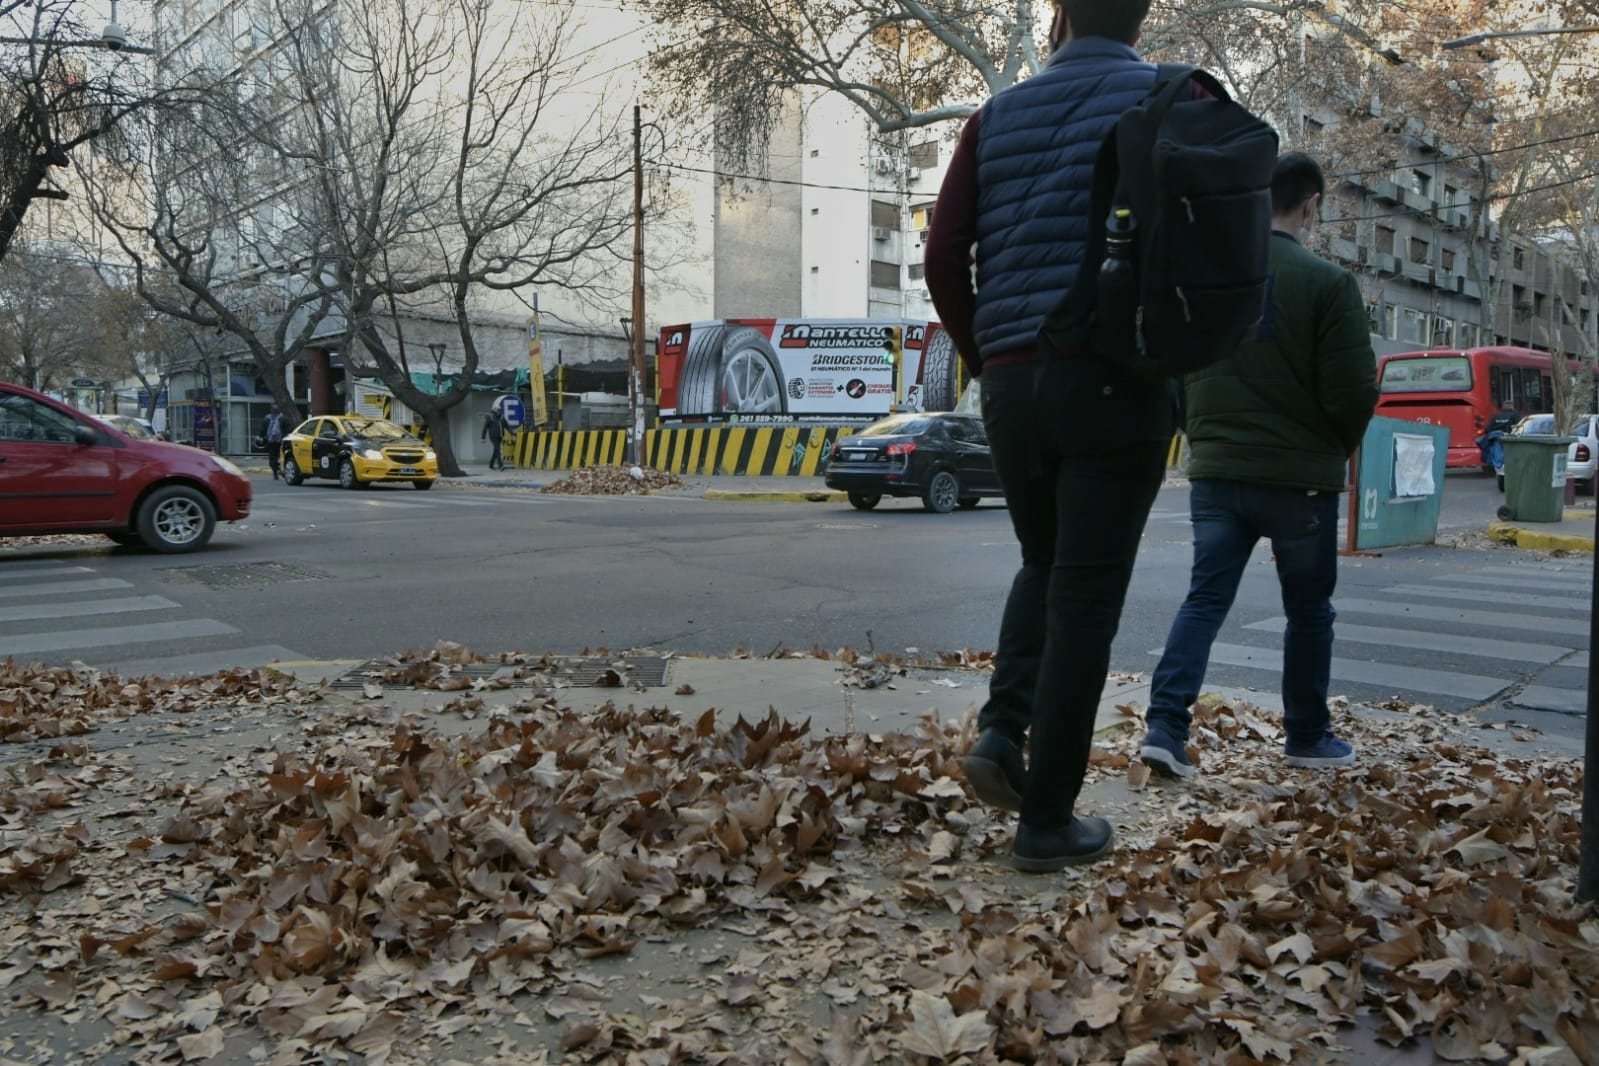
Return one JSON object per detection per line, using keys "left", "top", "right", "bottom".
{"left": 510, "top": 426, "right": 861, "bottom": 477}
{"left": 509, "top": 425, "right": 1186, "bottom": 476}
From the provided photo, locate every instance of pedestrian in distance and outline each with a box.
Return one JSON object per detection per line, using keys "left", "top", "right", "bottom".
{"left": 924, "top": 0, "right": 1235, "bottom": 872}
{"left": 482, "top": 408, "right": 506, "bottom": 470}
{"left": 262, "top": 407, "right": 287, "bottom": 480}
{"left": 1137, "top": 152, "right": 1379, "bottom": 781}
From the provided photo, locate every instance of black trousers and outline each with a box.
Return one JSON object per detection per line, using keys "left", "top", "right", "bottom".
{"left": 978, "top": 359, "right": 1174, "bottom": 830}
{"left": 488, "top": 439, "right": 503, "bottom": 469}
{"left": 267, "top": 444, "right": 281, "bottom": 477}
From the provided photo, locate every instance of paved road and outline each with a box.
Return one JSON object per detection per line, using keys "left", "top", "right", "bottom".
{"left": 0, "top": 471, "right": 1589, "bottom": 738}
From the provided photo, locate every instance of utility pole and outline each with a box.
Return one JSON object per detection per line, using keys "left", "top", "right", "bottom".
{"left": 629, "top": 104, "right": 646, "bottom": 466}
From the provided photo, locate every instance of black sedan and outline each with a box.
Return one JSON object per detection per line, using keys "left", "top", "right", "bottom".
{"left": 823, "top": 413, "right": 1003, "bottom": 513}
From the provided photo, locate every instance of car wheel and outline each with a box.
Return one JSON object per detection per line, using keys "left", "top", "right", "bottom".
{"left": 918, "top": 328, "right": 959, "bottom": 411}
{"left": 105, "top": 531, "right": 143, "bottom": 548}
{"left": 923, "top": 470, "right": 960, "bottom": 514}
{"left": 848, "top": 492, "right": 881, "bottom": 511}
{"left": 283, "top": 456, "right": 305, "bottom": 485}
{"left": 136, "top": 485, "right": 216, "bottom": 554}
{"left": 958, "top": 496, "right": 980, "bottom": 510}
{"left": 676, "top": 323, "right": 727, "bottom": 416}
{"left": 717, "top": 326, "right": 788, "bottom": 416}
{"left": 339, "top": 458, "right": 361, "bottom": 490}
{"left": 413, "top": 479, "right": 435, "bottom": 491}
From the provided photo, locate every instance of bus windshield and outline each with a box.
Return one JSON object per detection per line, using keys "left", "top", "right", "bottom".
{"left": 1379, "top": 356, "right": 1473, "bottom": 394}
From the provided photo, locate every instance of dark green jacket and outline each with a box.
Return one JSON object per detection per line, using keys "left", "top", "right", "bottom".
{"left": 1183, "top": 232, "right": 1378, "bottom": 492}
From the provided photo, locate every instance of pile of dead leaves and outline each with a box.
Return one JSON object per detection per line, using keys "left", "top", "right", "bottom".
{"left": 0, "top": 661, "right": 300, "bottom": 743}
{"left": 540, "top": 465, "right": 684, "bottom": 496}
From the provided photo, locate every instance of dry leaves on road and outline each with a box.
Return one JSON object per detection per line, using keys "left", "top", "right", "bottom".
{"left": 540, "top": 465, "right": 684, "bottom": 495}
{"left": 1, "top": 658, "right": 1595, "bottom": 1064}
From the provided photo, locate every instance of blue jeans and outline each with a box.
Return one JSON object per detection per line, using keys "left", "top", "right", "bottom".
{"left": 1145, "top": 479, "right": 1340, "bottom": 748}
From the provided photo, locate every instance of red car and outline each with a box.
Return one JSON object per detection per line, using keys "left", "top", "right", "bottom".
{"left": 0, "top": 382, "right": 252, "bottom": 553}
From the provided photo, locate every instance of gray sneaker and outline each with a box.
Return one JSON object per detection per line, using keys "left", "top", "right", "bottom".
{"left": 1139, "top": 729, "right": 1197, "bottom": 780}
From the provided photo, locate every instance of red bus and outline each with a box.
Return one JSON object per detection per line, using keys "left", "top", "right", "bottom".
{"left": 1375, "top": 347, "right": 1561, "bottom": 469}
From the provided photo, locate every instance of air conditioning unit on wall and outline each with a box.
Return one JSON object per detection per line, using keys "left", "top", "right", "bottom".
{"left": 872, "top": 227, "right": 893, "bottom": 242}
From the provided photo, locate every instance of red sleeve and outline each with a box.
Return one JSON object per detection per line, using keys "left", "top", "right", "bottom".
{"left": 924, "top": 112, "right": 983, "bottom": 380}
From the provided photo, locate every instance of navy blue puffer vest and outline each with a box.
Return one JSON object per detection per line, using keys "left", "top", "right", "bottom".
{"left": 972, "top": 38, "right": 1157, "bottom": 360}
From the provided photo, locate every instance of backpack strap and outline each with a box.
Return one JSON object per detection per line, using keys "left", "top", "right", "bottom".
{"left": 1036, "top": 129, "right": 1120, "bottom": 356}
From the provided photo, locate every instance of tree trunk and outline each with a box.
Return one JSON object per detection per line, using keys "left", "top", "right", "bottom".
{"left": 420, "top": 404, "right": 462, "bottom": 475}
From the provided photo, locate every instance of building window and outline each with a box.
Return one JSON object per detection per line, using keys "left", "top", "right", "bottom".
{"left": 911, "top": 203, "right": 934, "bottom": 231}
{"left": 870, "top": 260, "right": 901, "bottom": 289}
{"left": 1513, "top": 246, "right": 1525, "bottom": 271}
{"left": 1445, "top": 184, "right": 1459, "bottom": 205}
{"left": 1535, "top": 293, "right": 1547, "bottom": 319}
{"left": 1459, "top": 322, "right": 1479, "bottom": 348}
{"left": 1513, "top": 284, "right": 1528, "bottom": 311}
{"left": 909, "top": 141, "right": 938, "bottom": 169}
{"left": 870, "top": 200, "right": 899, "bottom": 228}
{"left": 1441, "top": 248, "right": 1456, "bottom": 272}
{"left": 1382, "top": 304, "right": 1398, "bottom": 339}
{"left": 1411, "top": 170, "right": 1432, "bottom": 196}
{"left": 1376, "top": 225, "right": 1396, "bottom": 254}
{"left": 908, "top": 262, "right": 925, "bottom": 281}
{"left": 1409, "top": 236, "right": 1430, "bottom": 264}
{"left": 1399, "top": 307, "right": 1428, "bottom": 344}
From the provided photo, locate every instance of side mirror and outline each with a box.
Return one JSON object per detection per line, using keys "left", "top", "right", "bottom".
{"left": 74, "top": 425, "right": 99, "bottom": 446}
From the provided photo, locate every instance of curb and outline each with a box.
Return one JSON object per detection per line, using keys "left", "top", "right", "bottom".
{"left": 1485, "top": 521, "right": 1595, "bottom": 553}
{"left": 702, "top": 489, "right": 848, "bottom": 503}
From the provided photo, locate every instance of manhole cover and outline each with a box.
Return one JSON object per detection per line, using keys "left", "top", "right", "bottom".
{"left": 161, "top": 561, "right": 329, "bottom": 589}
{"left": 329, "top": 655, "right": 672, "bottom": 691}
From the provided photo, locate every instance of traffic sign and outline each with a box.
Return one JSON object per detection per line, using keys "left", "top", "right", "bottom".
{"left": 497, "top": 395, "right": 525, "bottom": 429}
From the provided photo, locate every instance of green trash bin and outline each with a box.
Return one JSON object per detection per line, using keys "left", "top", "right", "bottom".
{"left": 1499, "top": 434, "right": 1573, "bottom": 523}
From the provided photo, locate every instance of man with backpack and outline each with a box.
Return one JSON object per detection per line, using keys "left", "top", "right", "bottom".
{"left": 1138, "top": 153, "right": 1378, "bottom": 781}
{"left": 482, "top": 408, "right": 506, "bottom": 470}
{"left": 262, "top": 408, "right": 287, "bottom": 480}
{"left": 925, "top": 0, "right": 1274, "bottom": 871}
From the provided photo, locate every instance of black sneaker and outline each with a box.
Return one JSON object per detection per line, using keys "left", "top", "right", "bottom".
{"left": 1012, "top": 816, "right": 1114, "bottom": 872}
{"left": 961, "top": 730, "right": 1026, "bottom": 812}
{"left": 1139, "top": 728, "right": 1197, "bottom": 780}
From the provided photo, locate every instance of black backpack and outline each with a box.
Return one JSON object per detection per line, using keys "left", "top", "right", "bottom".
{"left": 1037, "top": 64, "right": 1279, "bottom": 379}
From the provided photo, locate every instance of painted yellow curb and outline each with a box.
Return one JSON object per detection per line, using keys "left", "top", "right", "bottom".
{"left": 1486, "top": 522, "right": 1595, "bottom": 553}
{"left": 703, "top": 489, "right": 848, "bottom": 503}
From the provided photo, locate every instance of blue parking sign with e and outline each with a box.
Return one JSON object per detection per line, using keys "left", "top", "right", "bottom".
{"left": 498, "top": 396, "right": 525, "bottom": 428}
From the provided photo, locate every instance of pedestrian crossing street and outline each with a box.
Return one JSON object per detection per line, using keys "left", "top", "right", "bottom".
{"left": 1158, "top": 558, "right": 1594, "bottom": 715}
{"left": 0, "top": 558, "right": 307, "bottom": 677}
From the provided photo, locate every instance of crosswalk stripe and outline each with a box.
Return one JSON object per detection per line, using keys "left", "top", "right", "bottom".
{"left": 0, "top": 595, "right": 179, "bottom": 623}
{"left": 1333, "top": 597, "right": 1586, "bottom": 636}
{"left": 1382, "top": 583, "right": 1588, "bottom": 613}
{"left": 0, "top": 577, "right": 131, "bottom": 600}
{"left": 0, "top": 566, "right": 95, "bottom": 581}
{"left": 1243, "top": 618, "right": 1571, "bottom": 664}
{"left": 1175, "top": 642, "right": 1510, "bottom": 702}
{"left": 1426, "top": 573, "right": 1589, "bottom": 593}
{"left": 0, "top": 618, "right": 237, "bottom": 657}
{"left": 1510, "top": 685, "right": 1585, "bottom": 716}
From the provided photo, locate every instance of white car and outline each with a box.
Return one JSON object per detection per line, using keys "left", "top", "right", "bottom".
{"left": 93, "top": 413, "right": 159, "bottom": 440}
{"left": 1511, "top": 413, "right": 1598, "bottom": 493}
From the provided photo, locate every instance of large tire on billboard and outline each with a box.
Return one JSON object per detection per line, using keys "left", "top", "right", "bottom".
{"left": 716, "top": 326, "right": 788, "bottom": 416}
{"left": 677, "top": 324, "right": 727, "bottom": 416}
{"left": 919, "top": 329, "right": 959, "bottom": 412}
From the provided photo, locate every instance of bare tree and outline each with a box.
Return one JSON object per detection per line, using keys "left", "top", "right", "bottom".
{"left": 87, "top": 0, "right": 636, "bottom": 474}
{"left": 0, "top": 244, "right": 120, "bottom": 388}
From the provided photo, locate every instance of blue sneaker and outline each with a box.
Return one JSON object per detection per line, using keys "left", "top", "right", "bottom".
{"left": 1284, "top": 731, "right": 1356, "bottom": 769}
{"left": 1139, "top": 729, "right": 1196, "bottom": 780}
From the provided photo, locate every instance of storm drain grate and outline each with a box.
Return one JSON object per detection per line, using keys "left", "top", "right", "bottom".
{"left": 160, "top": 561, "right": 330, "bottom": 590}
{"left": 329, "top": 655, "right": 672, "bottom": 691}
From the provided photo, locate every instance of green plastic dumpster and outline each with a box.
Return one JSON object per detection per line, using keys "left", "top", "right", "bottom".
{"left": 1498, "top": 434, "right": 1573, "bottom": 523}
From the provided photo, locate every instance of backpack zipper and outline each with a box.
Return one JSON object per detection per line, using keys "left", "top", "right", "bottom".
{"left": 1176, "top": 287, "right": 1192, "bottom": 323}
{"left": 1180, "top": 196, "right": 1195, "bottom": 223}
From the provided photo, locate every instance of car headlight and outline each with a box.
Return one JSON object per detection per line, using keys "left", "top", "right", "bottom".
{"left": 210, "top": 454, "right": 244, "bottom": 477}
{"left": 424, "top": 450, "right": 436, "bottom": 461}
{"left": 362, "top": 449, "right": 384, "bottom": 461}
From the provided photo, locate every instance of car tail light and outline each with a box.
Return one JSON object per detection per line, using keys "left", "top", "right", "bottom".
{"left": 885, "top": 442, "right": 917, "bottom": 458}
{"left": 1579, "top": 444, "right": 1591, "bottom": 462}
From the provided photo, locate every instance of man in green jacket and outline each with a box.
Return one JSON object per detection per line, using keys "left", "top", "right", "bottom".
{"left": 1139, "top": 152, "right": 1378, "bottom": 779}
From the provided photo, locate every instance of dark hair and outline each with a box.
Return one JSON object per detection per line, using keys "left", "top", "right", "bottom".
{"left": 1272, "top": 152, "right": 1325, "bottom": 216}
{"left": 1057, "top": 0, "right": 1151, "bottom": 44}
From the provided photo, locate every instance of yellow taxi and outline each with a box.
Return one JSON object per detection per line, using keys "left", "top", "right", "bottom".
{"left": 280, "top": 416, "right": 439, "bottom": 489}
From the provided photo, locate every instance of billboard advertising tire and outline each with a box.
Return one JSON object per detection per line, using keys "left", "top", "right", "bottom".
{"left": 658, "top": 318, "right": 959, "bottom": 425}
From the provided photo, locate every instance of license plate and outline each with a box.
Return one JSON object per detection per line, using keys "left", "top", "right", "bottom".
{"left": 394, "top": 467, "right": 421, "bottom": 476}
{"left": 844, "top": 451, "right": 873, "bottom": 462}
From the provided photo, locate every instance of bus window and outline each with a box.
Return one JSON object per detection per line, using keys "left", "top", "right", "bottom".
{"left": 1379, "top": 355, "right": 1473, "bottom": 392}
{"left": 1522, "top": 369, "right": 1544, "bottom": 411}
